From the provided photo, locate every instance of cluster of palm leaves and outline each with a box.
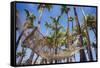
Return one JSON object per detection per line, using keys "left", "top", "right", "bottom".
{"left": 16, "top": 4, "right": 97, "bottom": 65}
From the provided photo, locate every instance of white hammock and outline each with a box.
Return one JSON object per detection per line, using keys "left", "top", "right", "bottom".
{"left": 33, "top": 35, "right": 85, "bottom": 61}
{"left": 23, "top": 29, "right": 84, "bottom": 61}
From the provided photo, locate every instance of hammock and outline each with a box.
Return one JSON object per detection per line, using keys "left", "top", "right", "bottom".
{"left": 31, "top": 38, "right": 84, "bottom": 61}
{"left": 22, "top": 28, "right": 85, "bottom": 61}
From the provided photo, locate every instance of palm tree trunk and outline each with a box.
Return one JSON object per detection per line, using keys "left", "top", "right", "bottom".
{"left": 92, "top": 28, "right": 96, "bottom": 40}
{"left": 67, "top": 14, "right": 69, "bottom": 47}
{"left": 26, "top": 51, "right": 34, "bottom": 64}
{"left": 40, "top": 59, "right": 44, "bottom": 64}
{"left": 34, "top": 55, "right": 39, "bottom": 64}
{"left": 72, "top": 21, "right": 73, "bottom": 32}
{"left": 66, "top": 12, "right": 70, "bottom": 62}
{"left": 81, "top": 8, "right": 93, "bottom": 61}
{"left": 38, "top": 7, "right": 44, "bottom": 30}
{"left": 44, "top": 59, "right": 47, "bottom": 64}
{"left": 40, "top": 58, "right": 47, "bottom": 64}
{"left": 17, "top": 47, "right": 26, "bottom": 65}
{"left": 73, "top": 55, "right": 76, "bottom": 61}
{"left": 54, "top": 32, "right": 57, "bottom": 63}
{"left": 55, "top": 48, "right": 57, "bottom": 63}
{"left": 85, "top": 30, "right": 93, "bottom": 61}
{"left": 73, "top": 7, "right": 87, "bottom": 62}
{"left": 16, "top": 30, "right": 25, "bottom": 50}
{"left": 71, "top": 21, "right": 76, "bottom": 62}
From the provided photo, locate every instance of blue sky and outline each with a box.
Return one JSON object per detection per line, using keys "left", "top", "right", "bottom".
{"left": 16, "top": 3, "right": 96, "bottom": 42}
{"left": 16, "top": 3, "right": 97, "bottom": 63}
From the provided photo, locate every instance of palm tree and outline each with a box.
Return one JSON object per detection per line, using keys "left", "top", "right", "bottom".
{"left": 32, "top": 4, "right": 53, "bottom": 64}
{"left": 60, "top": 5, "right": 70, "bottom": 16}
{"left": 73, "top": 7, "right": 87, "bottom": 62}
{"left": 86, "top": 14, "right": 96, "bottom": 39}
{"left": 44, "top": 16, "right": 64, "bottom": 63}
{"left": 68, "top": 16, "right": 76, "bottom": 62}
{"left": 86, "top": 14, "right": 97, "bottom": 60}
{"left": 53, "top": 17, "right": 58, "bottom": 63}
{"left": 16, "top": 9, "right": 36, "bottom": 50}
{"left": 37, "top": 4, "right": 52, "bottom": 30}
{"left": 60, "top": 5, "right": 70, "bottom": 36}
{"left": 23, "top": 9, "right": 36, "bottom": 29}
{"left": 81, "top": 8, "right": 93, "bottom": 61}
{"left": 60, "top": 5, "right": 71, "bottom": 62}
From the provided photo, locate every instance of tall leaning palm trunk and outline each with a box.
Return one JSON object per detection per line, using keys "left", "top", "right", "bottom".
{"left": 66, "top": 15, "right": 70, "bottom": 62}
{"left": 55, "top": 18, "right": 58, "bottom": 63}
{"left": 34, "top": 4, "right": 52, "bottom": 64}
{"left": 37, "top": 5, "right": 44, "bottom": 30}
{"left": 16, "top": 30, "right": 25, "bottom": 50}
{"left": 66, "top": 7, "right": 71, "bottom": 62}
{"left": 61, "top": 6, "right": 72, "bottom": 62}
{"left": 70, "top": 17, "right": 74, "bottom": 62}
{"left": 16, "top": 9, "right": 23, "bottom": 50}
{"left": 35, "top": 6, "right": 44, "bottom": 64}
{"left": 68, "top": 16, "right": 76, "bottom": 62}
{"left": 81, "top": 8, "right": 93, "bottom": 61}
{"left": 33, "top": 5, "right": 44, "bottom": 64}
{"left": 60, "top": 6, "right": 70, "bottom": 62}
{"left": 73, "top": 7, "right": 87, "bottom": 61}
{"left": 72, "top": 21, "right": 76, "bottom": 62}
{"left": 61, "top": 6, "right": 70, "bottom": 47}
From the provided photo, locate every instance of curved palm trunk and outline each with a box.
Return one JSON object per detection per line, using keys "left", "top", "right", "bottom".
{"left": 16, "top": 30, "right": 25, "bottom": 50}
{"left": 81, "top": 8, "right": 93, "bottom": 61}
{"left": 73, "top": 7, "right": 87, "bottom": 62}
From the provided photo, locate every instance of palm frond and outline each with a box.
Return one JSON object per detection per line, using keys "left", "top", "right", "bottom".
{"left": 24, "top": 9, "right": 30, "bottom": 17}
